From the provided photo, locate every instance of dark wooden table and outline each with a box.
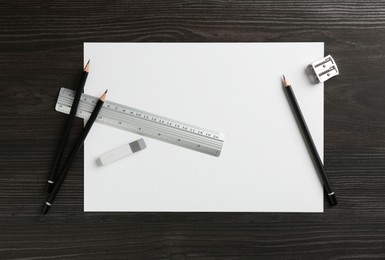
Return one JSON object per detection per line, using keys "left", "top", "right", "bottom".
{"left": 1, "top": 1, "right": 385, "bottom": 259}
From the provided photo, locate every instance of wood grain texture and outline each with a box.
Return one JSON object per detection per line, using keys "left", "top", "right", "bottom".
{"left": 1, "top": 0, "right": 385, "bottom": 259}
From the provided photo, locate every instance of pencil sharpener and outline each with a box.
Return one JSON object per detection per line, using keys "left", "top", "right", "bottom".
{"left": 306, "top": 55, "right": 339, "bottom": 84}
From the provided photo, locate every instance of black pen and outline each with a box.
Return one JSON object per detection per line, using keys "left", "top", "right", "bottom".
{"left": 42, "top": 90, "right": 107, "bottom": 214}
{"left": 46, "top": 60, "right": 90, "bottom": 193}
{"left": 282, "top": 75, "right": 337, "bottom": 206}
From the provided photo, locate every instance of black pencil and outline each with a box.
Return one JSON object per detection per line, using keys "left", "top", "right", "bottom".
{"left": 42, "top": 90, "right": 107, "bottom": 214}
{"left": 282, "top": 75, "right": 337, "bottom": 206}
{"left": 46, "top": 60, "right": 90, "bottom": 193}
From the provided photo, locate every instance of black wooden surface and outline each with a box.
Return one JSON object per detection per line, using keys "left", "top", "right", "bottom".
{"left": 1, "top": 1, "right": 385, "bottom": 259}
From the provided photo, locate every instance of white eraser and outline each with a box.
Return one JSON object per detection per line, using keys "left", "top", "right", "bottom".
{"left": 96, "top": 138, "right": 146, "bottom": 166}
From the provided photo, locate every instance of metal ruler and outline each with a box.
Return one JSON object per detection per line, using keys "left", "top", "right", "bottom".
{"left": 55, "top": 87, "right": 225, "bottom": 156}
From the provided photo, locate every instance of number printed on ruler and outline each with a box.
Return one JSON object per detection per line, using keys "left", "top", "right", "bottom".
{"left": 55, "top": 87, "right": 225, "bottom": 156}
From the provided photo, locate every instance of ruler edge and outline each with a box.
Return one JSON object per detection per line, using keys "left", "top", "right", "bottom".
{"left": 56, "top": 87, "right": 225, "bottom": 140}
{"left": 55, "top": 87, "right": 225, "bottom": 156}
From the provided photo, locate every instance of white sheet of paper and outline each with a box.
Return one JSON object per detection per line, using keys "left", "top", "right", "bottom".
{"left": 83, "top": 43, "right": 324, "bottom": 212}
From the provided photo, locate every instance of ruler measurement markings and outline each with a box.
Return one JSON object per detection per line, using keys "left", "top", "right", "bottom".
{"left": 60, "top": 104, "right": 218, "bottom": 155}
{"left": 112, "top": 107, "right": 220, "bottom": 141}
{"left": 75, "top": 88, "right": 222, "bottom": 140}
{"left": 57, "top": 88, "right": 224, "bottom": 156}
{"left": 98, "top": 116, "right": 217, "bottom": 155}
{"left": 64, "top": 88, "right": 222, "bottom": 139}
{"left": 61, "top": 94, "right": 221, "bottom": 142}
{"left": 58, "top": 102, "right": 222, "bottom": 150}
{"left": 94, "top": 107, "right": 221, "bottom": 146}
{"left": 60, "top": 96, "right": 223, "bottom": 144}
{"left": 79, "top": 107, "right": 222, "bottom": 150}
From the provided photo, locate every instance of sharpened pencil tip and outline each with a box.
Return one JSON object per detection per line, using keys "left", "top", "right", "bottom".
{"left": 282, "top": 74, "right": 290, "bottom": 87}
{"left": 100, "top": 90, "right": 108, "bottom": 102}
{"left": 84, "top": 60, "right": 90, "bottom": 72}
